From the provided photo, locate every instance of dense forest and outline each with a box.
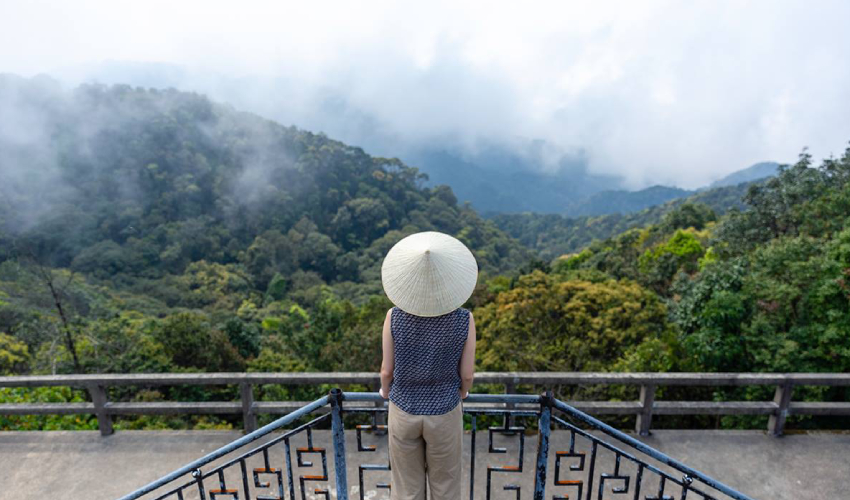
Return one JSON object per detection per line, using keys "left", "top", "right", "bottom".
{"left": 488, "top": 181, "right": 754, "bottom": 260}
{"left": 0, "top": 77, "right": 848, "bottom": 431}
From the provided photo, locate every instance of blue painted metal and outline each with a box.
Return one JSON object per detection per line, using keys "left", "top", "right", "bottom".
{"left": 469, "top": 413, "right": 477, "bottom": 500}
{"left": 485, "top": 423, "right": 524, "bottom": 500}
{"left": 118, "top": 394, "right": 329, "bottom": 500}
{"left": 119, "top": 390, "right": 757, "bottom": 500}
{"left": 551, "top": 398, "right": 756, "bottom": 500}
{"left": 330, "top": 388, "right": 349, "bottom": 500}
{"left": 532, "top": 391, "right": 551, "bottom": 500}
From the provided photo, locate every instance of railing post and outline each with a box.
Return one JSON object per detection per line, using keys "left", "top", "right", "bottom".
{"left": 330, "top": 388, "right": 349, "bottom": 500}
{"left": 504, "top": 380, "right": 516, "bottom": 428}
{"left": 533, "top": 390, "right": 552, "bottom": 500}
{"left": 240, "top": 382, "right": 257, "bottom": 433}
{"left": 370, "top": 381, "right": 387, "bottom": 435}
{"left": 89, "top": 383, "right": 113, "bottom": 436}
{"left": 768, "top": 381, "right": 793, "bottom": 436}
{"left": 636, "top": 384, "right": 656, "bottom": 436}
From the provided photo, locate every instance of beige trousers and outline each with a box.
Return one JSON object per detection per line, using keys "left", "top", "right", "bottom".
{"left": 387, "top": 399, "right": 463, "bottom": 500}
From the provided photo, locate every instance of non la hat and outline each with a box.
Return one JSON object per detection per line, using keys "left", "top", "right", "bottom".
{"left": 381, "top": 231, "right": 479, "bottom": 317}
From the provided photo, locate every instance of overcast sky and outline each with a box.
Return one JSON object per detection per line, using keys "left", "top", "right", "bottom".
{"left": 1, "top": 0, "right": 849, "bottom": 188}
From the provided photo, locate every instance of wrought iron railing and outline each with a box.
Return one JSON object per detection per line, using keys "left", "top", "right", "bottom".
{"left": 119, "top": 390, "right": 756, "bottom": 500}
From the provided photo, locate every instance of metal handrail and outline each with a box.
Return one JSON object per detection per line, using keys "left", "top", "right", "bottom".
{"left": 118, "top": 395, "right": 330, "bottom": 500}
{"left": 549, "top": 397, "right": 754, "bottom": 500}
{"left": 118, "top": 390, "right": 757, "bottom": 500}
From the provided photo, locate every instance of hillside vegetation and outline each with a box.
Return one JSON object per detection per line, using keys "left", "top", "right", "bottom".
{"left": 0, "top": 78, "right": 536, "bottom": 430}
{"left": 477, "top": 150, "right": 850, "bottom": 429}
{"left": 485, "top": 151, "right": 850, "bottom": 376}
{"left": 0, "top": 77, "right": 847, "bottom": 432}
{"left": 488, "top": 181, "right": 753, "bottom": 260}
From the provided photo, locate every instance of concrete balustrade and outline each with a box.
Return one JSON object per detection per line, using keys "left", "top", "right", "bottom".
{"left": 1, "top": 372, "right": 849, "bottom": 436}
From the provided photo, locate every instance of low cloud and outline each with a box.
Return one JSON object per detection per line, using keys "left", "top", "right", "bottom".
{"left": 1, "top": 1, "right": 850, "bottom": 189}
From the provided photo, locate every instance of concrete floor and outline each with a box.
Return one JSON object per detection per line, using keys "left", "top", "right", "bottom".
{"left": 1, "top": 429, "right": 848, "bottom": 500}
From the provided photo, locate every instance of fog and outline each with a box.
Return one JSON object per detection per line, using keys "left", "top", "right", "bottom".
{"left": 2, "top": 1, "right": 850, "bottom": 189}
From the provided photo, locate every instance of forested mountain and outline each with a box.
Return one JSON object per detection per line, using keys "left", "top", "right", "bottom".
{"left": 0, "top": 75, "right": 534, "bottom": 383}
{"left": 55, "top": 62, "right": 783, "bottom": 218}
{"left": 487, "top": 181, "right": 753, "bottom": 261}
{"left": 53, "top": 61, "right": 626, "bottom": 215}
{"left": 0, "top": 75, "right": 532, "bottom": 284}
{"left": 557, "top": 163, "right": 779, "bottom": 218}
{"left": 562, "top": 185, "right": 693, "bottom": 217}
{"left": 477, "top": 151, "right": 850, "bottom": 430}
{"left": 408, "top": 146, "right": 620, "bottom": 214}
{"left": 709, "top": 161, "right": 779, "bottom": 188}
{"left": 0, "top": 75, "right": 847, "bottom": 433}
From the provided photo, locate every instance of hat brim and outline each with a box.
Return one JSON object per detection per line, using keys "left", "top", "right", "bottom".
{"left": 381, "top": 231, "right": 478, "bottom": 317}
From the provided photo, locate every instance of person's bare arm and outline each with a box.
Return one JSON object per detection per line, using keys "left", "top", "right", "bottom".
{"left": 458, "top": 311, "right": 476, "bottom": 399}
{"left": 379, "top": 308, "right": 393, "bottom": 399}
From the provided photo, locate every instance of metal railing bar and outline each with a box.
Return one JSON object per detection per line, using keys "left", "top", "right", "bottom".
{"left": 156, "top": 413, "right": 336, "bottom": 500}
{"left": 551, "top": 415, "right": 712, "bottom": 498}
{"left": 200, "top": 413, "right": 332, "bottom": 481}
{"left": 117, "top": 394, "right": 330, "bottom": 500}
{"left": 551, "top": 399, "right": 755, "bottom": 500}
{"left": 341, "top": 392, "right": 541, "bottom": 404}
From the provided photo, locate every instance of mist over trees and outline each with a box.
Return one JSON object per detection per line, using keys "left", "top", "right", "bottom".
{"left": 0, "top": 76, "right": 848, "bottom": 432}
{"left": 0, "top": 76, "right": 531, "bottom": 377}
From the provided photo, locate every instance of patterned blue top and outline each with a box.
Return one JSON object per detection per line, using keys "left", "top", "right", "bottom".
{"left": 388, "top": 306, "right": 471, "bottom": 415}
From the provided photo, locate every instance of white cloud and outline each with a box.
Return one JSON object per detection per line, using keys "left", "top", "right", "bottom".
{"left": 1, "top": 0, "right": 849, "bottom": 188}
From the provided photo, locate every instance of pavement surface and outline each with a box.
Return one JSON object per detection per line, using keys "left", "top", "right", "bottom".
{"left": 1, "top": 429, "right": 848, "bottom": 500}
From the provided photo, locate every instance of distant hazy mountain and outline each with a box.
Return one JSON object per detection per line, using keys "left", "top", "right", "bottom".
{"left": 559, "top": 162, "right": 779, "bottom": 218}
{"left": 53, "top": 61, "right": 628, "bottom": 215}
{"left": 409, "top": 147, "right": 623, "bottom": 214}
{"left": 487, "top": 181, "right": 756, "bottom": 260}
{"left": 47, "top": 62, "right": 783, "bottom": 217}
{"left": 709, "top": 162, "right": 779, "bottom": 188}
{"left": 563, "top": 185, "right": 693, "bottom": 217}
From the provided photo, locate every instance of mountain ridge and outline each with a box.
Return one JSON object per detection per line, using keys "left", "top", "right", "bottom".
{"left": 0, "top": 74, "right": 534, "bottom": 300}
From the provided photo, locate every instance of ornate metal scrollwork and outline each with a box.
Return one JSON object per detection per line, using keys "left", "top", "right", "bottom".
{"left": 486, "top": 425, "right": 525, "bottom": 500}
{"left": 209, "top": 470, "right": 239, "bottom": 499}
{"left": 597, "top": 453, "right": 631, "bottom": 498}
{"left": 553, "top": 450, "right": 585, "bottom": 500}
{"left": 356, "top": 423, "right": 391, "bottom": 500}
{"left": 252, "top": 467, "right": 283, "bottom": 500}
{"left": 644, "top": 475, "right": 675, "bottom": 500}
{"left": 296, "top": 444, "right": 329, "bottom": 500}
{"left": 126, "top": 391, "right": 755, "bottom": 500}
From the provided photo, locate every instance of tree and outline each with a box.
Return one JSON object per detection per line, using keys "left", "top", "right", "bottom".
{"left": 659, "top": 203, "right": 717, "bottom": 232}
{"left": 638, "top": 229, "right": 705, "bottom": 294}
{"left": 21, "top": 253, "right": 82, "bottom": 372}
{"left": 475, "top": 270, "right": 671, "bottom": 372}
{"left": 0, "top": 333, "right": 29, "bottom": 374}
{"left": 152, "top": 312, "right": 244, "bottom": 371}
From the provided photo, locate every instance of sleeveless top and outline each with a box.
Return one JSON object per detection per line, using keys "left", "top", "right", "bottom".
{"left": 388, "top": 306, "right": 471, "bottom": 415}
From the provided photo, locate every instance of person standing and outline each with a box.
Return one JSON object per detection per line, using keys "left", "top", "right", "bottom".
{"left": 378, "top": 231, "right": 478, "bottom": 500}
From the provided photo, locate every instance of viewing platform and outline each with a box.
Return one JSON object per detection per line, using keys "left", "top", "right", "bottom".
{"left": 3, "top": 427, "right": 847, "bottom": 499}
{"left": 1, "top": 372, "right": 848, "bottom": 499}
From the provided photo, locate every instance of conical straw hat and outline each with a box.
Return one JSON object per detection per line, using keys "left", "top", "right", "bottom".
{"left": 381, "top": 231, "right": 479, "bottom": 317}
